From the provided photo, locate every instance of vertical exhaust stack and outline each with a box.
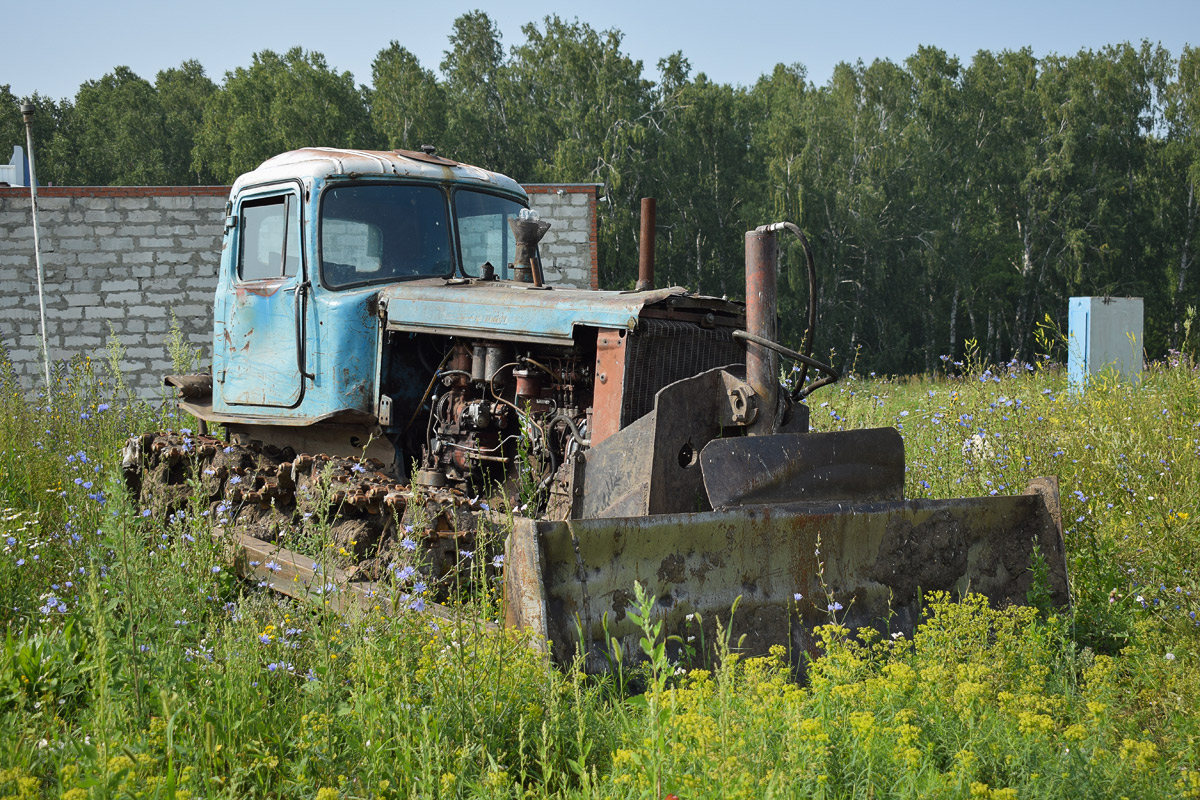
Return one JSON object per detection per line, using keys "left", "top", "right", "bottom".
{"left": 637, "top": 197, "right": 656, "bottom": 291}
{"left": 744, "top": 228, "right": 779, "bottom": 436}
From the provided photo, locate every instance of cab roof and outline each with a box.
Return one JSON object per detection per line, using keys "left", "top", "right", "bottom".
{"left": 230, "top": 147, "right": 527, "bottom": 200}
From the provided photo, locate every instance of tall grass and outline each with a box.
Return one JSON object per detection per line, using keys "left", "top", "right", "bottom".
{"left": 1, "top": 341, "right": 1198, "bottom": 798}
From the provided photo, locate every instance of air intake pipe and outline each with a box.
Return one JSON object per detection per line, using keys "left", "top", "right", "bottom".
{"left": 739, "top": 223, "right": 840, "bottom": 435}
{"left": 508, "top": 211, "right": 552, "bottom": 286}
{"left": 744, "top": 229, "right": 780, "bottom": 435}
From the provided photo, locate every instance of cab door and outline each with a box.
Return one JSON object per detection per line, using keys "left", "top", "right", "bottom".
{"left": 221, "top": 186, "right": 308, "bottom": 407}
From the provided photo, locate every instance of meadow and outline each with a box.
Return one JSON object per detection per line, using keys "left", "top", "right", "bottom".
{"left": 0, "top": 335, "right": 1198, "bottom": 799}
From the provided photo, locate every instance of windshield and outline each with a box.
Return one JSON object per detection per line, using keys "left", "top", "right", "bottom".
{"left": 319, "top": 183, "right": 528, "bottom": 288}
{"left": 455, "top": 189, "right": 527, "bottom": 279}
{"left": 320, "top": 184, "right": 454, "bottom": 288}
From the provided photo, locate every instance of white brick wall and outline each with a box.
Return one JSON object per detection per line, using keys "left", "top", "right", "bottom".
{"left": 527, "top": 185, "right": 598, "bottom": 288}
{"left": 0, "top": 184, "right": 598, "bottom": 398}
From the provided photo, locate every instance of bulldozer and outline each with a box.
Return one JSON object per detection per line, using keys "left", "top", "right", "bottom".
{"left": 123, "top": 147, "right": 1069, "bottom": 673}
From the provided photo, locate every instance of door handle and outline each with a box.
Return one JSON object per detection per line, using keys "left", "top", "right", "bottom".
{"left": 292, "top": 281, "right": 315, "bottom": 381}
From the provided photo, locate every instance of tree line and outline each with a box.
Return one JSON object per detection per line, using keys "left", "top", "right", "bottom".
{"left": 3, "top": 13, "right": 1198, "bottom": 373}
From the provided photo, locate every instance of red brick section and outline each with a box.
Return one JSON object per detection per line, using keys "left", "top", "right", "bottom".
{"left": 589, "top": 192, "right": 599, "bottom": 289}
{"left": 0, "top": 186, "right": 230, "bottom": 197}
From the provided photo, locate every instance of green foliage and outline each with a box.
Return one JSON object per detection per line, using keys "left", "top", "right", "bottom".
{"left": 508, "top": 15, "right": 652, "bottom": 184}
{"left": 368, "top": 43, "right": 445, "bottom": 152}
{"left": 50, "top": 66, "right": 172, "bottom": 186}
{"left": 0, "top": 85, "right": 23, "bottom": 163}
{"left": 155, "top": 60, "right": 218, "bottom": 184}
{"left": 0, "top": 621, "right": 86, "bottom": 715}
{"left": 608, "top": 592, "right": 1200, "bottom": 799}
{"left": 164, "top": 312, "right": 203, "bottom": 377}
{"left": 1, "top": 86, "right": 72, "bottom": 186}
{"left": 652, "top": 72, "right": 758, "bottom": 297}
{"left": 439, "top": 11, "right": 519, "bottom": 177}
{"left": 192, "top": 47, "right": 369, "bottom": 182}
{"left": 1162, "top": 45, "right": 1200, "bottom": 351}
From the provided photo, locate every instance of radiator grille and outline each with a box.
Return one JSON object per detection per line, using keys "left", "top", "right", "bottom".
{"left": 620, "top": 318, "right": 745, "bottom": 427}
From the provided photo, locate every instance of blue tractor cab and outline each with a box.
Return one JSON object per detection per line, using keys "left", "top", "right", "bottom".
{"left": 172, "top": 147, "right": 747, "bottom": 479}
{"left": 210, "top": 148, "right": 528, "bottom": 420}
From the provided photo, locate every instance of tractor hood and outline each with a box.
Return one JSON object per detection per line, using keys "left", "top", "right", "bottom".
{"left": 378, "top": 281, "right": 739, "bottom": 344}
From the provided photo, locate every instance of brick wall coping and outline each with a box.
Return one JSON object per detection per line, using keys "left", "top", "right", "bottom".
{"left": 522, "top": 184, "right": 602, "bottom": 191}
{"left": 0, "top": 186, "right": 230, "bottom": 198}
{"left": 0, "top": 183, "right": 600, "bottom": 199}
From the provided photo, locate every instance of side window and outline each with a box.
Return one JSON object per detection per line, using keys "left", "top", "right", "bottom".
{"left": 239, "top": 195, "right": 301, "bottom": 281}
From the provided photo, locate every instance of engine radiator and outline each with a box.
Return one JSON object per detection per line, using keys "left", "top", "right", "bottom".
{"left": 620, "top": 318, "right": 744, "bottom": 428}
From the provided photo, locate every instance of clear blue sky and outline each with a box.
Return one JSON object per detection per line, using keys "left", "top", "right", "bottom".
{"left": 3, "top": 0, "right": 1197, "bottom": 101}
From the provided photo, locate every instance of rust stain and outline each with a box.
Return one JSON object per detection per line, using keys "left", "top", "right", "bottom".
{"left": 235, "top": 277, "right": 289, "bottom": 298}
{"left": 657, "top": 553, "right": 686, "bottom": 583}
{"left": 591, "top": 329, "right": 627, "bottom": 445}
{"left": 393, "top": 148, "right": 460, "bottom": 167}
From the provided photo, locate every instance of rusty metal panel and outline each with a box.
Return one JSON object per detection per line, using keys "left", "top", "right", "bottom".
{"left": 223, "top": 275, "right": 304, "bottom": 407}
{"left": 507, "top": 479, "right": 1069, "bottom": 672}
{"left": 380, "top": 282, "right": 688, "bottom": 345}
{"left": 502, "top": 517, "right": 550, "bottom": 653}
{"left": 581, "top": 367, "right": 739, "bottom": 518}
{"left": 229, "top": 529, "right": 462, "bottom": 623}
{"left": 701, "top": 428, "right": 906, "bottom": 508}
{"left": 590, "top": 328, "right": 628, "bottom": 445}
{"left": 637, "top": 197, "right": 656, "bottom": 291}
{"left": 219, "top": 184, "right": 309, "bottom": 409}
{"left": 619, "top": 318, "right": 745, "bottom": 428}
{"left": 214, "top": 280, "right": 381, "bottom": 421}
{"left": 644, "top": 369, "right": 728, "bottom": 515}
{"left": 581, "top": 413, "right": 654, "bottom": 518}
{"left": 164, "top": 373, "right": 213, "bottom": 400}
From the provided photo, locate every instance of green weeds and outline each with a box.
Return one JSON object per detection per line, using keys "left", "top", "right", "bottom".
{"left": 0, "top": 344, "right": 1198, "bottom": 797}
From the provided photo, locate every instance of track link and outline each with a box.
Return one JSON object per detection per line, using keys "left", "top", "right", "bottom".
{"left": 122, "top": 431, "right": 490, "bottom": 585}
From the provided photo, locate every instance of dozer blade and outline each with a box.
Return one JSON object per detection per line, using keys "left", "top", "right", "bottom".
{"left": 701, "top": 428, "right": 906, "bottom": 507}
{"left": 504, "top": 477, "right": 1067, "bottom": 673}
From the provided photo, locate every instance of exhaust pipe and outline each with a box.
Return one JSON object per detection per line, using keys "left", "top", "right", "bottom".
{"left": 744, "top": 228, "right": 779, "bottom": 435}
{"left": 637, "top": 197, "right": 656, "bottom": 291}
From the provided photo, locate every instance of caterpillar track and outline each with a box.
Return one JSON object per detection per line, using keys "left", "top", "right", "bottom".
{"left": 121, "top": 431, "right": 493, "bottom": 586}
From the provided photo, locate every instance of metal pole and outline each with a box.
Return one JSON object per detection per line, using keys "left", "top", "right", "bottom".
{"left": 636, "top": 197, "right": 656, "bottom": 291}
{"left": 744, "top": 228, "right": 779, "bottom": 435}
{"left": 21, "top": 103, "right": 52, "bottom": 402}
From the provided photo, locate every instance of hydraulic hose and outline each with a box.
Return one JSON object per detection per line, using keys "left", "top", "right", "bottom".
{"left": 731, "top": 330, "right": 839, "bottom": 399}
{"left": 550, "top": 410, "right": 590, "bottom": 447}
